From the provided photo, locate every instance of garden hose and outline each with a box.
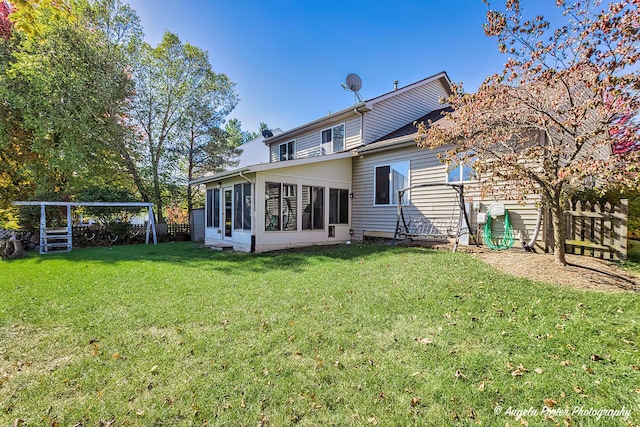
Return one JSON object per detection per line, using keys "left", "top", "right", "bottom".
{"left": 483, "top": 209, "right": 515, "bottom": 250}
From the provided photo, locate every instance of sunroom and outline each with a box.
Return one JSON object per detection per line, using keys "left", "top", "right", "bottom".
{"left": 190, "top": 152, "right": 354, "bottom": 253}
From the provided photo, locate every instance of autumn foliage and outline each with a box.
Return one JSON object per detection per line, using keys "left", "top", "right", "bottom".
{"left": 417, "top": 0, "right": 639, "bottom": 265}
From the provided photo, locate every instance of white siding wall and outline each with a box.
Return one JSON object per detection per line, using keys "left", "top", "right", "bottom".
{"left": 351, "top": 145, "right": 546, "bottom": 246}
{"left": 364, "top": 81, "right": 450, "bottom": 144}
{"left": 351, "top": 145, "right": 450, "bottom": 240}
{"left": 269, "top": 116, "right": 362, "bottom": 162}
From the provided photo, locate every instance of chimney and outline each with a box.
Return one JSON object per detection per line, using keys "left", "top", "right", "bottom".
{"left": 393, "top": 80, "right": 399, "bottom": 91}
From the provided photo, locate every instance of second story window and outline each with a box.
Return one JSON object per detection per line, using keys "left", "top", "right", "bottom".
{"left": 279, "top": 140, "right": 296, "bottom": 161}
{"left": 321, "top": 123, "right": 345, "bottom": 154}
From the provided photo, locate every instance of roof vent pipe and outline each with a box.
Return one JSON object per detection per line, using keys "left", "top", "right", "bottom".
{"left": 393, "top": 80, "right": 399, "bottom": 91}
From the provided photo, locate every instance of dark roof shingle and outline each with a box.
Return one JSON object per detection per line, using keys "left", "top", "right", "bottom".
{"left": 371, "top": 106, "right": 453, "bottom": 144}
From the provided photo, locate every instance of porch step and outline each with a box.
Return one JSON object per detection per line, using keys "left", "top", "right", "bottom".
{"left": 207, "top": 243, "right": 234, "bottom": 251}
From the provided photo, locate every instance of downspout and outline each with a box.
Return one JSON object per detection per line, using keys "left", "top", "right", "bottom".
{"left": 239, "top": 171, "right": 253, "bottom": 184}
{"left": 354, "top": 107, "right": 365, "bottom": 145}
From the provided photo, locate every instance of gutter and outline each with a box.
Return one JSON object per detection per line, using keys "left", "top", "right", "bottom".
{"left": 264, "top": 102, "right": 369, "bottom": 146}
{"left": 188, "top": 167, "right": 251, "bottom": 186}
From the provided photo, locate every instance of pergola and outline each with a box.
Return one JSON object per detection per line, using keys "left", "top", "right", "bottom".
{"left": 12, "top": 201, "right": 157, "bottom": 254}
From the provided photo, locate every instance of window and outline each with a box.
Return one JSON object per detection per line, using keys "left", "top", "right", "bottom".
{"left": 206, "top": 188, "right": 220, "bottom": 228}
{"left": 329, "top": 189, "right": 349, "bottom": 224}
{"left": 279, "top": 140, "right": 296, "bottom": 161}
{"left": 374, "top": 161, "right": 409, "bottom": 205}
{"left": 321, "top": 123, "right": 345, "bottom": 154}
{"left": 302, "top": 186, "right": 324, "bottom": 230}
{"left": 265, "top": 182, "right": 297, "bottom": 231}
{"left": 282, "top": 184, "right": 297, "bottom": 231}
{"left": 234, "top": 183, "right": 252, "bottom": 230}
{"left": 213, "top": 188, "right": 220, "bottom": 227}
{"left": 447, "top": 157, "right": 476, "bottom": 183}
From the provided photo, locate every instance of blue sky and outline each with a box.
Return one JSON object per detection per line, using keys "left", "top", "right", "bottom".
{"left": 125, "top": 0, "right": 558, "bottom": 134}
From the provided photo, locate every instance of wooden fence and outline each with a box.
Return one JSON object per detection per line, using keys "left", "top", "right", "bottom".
{"left": 155, "top": 223, "right": 189, "bottom": 236}
{"left": 564, "top": 199, "right": 628, "bottom": 260}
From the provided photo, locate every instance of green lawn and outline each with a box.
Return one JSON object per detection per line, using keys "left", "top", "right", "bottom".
{"left": 1, "top": 243, "right": 638, "bottom": 426}
{"left": 627, "top": 239, "right": 640, "bottom": 264}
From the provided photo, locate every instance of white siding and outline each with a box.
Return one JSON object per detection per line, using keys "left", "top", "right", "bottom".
{"left": 364, "top": 80, "right": 450, "bottom": 144}
{"left": 351, "top": 145, "right": 546, "bottom": 247}
{"left": 344, "top": 116, "right": 362, "bottom": 150}
{"left": 351, "top": 145, "right": 450, "bottom": 240}
{"left": 268, "top": 116, "right": 362, "bottom": 162}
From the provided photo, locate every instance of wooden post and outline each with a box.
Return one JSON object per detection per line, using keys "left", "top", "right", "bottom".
{"left": 617, "top": 199, "right": 628, "bottom": 260}
{"left": 594, "top": 202, "right": 602, "bottom": 259}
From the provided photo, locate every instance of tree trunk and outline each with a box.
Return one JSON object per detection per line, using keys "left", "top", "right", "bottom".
{"left": 118, "top": 143, "right": 149, "bottom": 202}
{"left": 549, "top": 191, "right": 567, "bottom": 266}
{"left": 153, "top": 173, "right": 163, "bottom": 224}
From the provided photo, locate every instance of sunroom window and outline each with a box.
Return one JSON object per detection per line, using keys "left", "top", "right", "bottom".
{"left": 233, "top": 183, "right": 252, "bottom": 230}
{"left": 265, "top": 182, "right": 297, "bottom": 231}
{"left": 302, "top": 186, "right": 324, "bottom": 230}
{"left": 329, "top": 189, "right": 349, "bottom": 224}
{"left": 206, "top": 188, "right": 220, "bottom": 228}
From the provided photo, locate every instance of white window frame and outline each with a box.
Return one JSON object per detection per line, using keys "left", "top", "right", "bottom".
{"left": 373, "top": 161, "right": 410, "bottom": 206}
{"left": 446, "top": 156, "right": 476, "bottom": 183}
{"left": 278, "top": 140, "right": 296, "bottom": 161}
{"left": 320, "top": 123, "right": 345, "bottom": 155}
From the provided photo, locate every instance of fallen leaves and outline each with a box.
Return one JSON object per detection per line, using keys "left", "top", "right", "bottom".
{"left": 511, "top": 364, "right": 527, "bottom": 377}
{"left": 455, "top": 369, "right": 467, "bottom": 379}
{"left": 581, "top": 364, "right": 594, "bottom": 374}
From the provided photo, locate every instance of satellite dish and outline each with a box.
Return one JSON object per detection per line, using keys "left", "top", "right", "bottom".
{"left": 262, "top": 129, "right": 273, "bottom": 138}
{"left": 343, "top": 73, "right": 364, "bottom": 103}
{"left": 346, "top": 73, "right": 362, "bottom": 92}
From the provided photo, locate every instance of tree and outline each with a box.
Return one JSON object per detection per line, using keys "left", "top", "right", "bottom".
{"left": 245, "top": 121, "right": 271, "bottom": 141}
{"left": 0, "top": 0, "right": 134, "bottom": 209}
{"left": 417, "top": 0, "right": 639, "bottom": 266}
{"left": 128, "top": 32, "right": 238, "bottom": 223}
{"left": 0, "top": 1, "right": 12, "bottom": 40}
{"left": 183, "top": 87, "right": 239, "bottom": 214}
{"left": 7, "top": 0, "right": 74, "bottom": 37}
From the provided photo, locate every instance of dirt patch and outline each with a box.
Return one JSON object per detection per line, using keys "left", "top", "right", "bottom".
{"left": 467, "top": 247, "right": 639, "bottom": 292}
{"left": 393, "top": 240, "right": 639, "bottom": 292}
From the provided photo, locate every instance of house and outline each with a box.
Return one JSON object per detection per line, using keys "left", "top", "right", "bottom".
{"left": 189, "top": 71, "right": 543, "bottom": 252}
{"left": 234, "top": 128, "right": 284, "bottom": 170}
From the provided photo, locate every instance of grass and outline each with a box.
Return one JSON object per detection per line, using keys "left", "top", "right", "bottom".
{"left": 624, "top": 239, "right": 640, "bottom": 271}
{"left": 1, "top": 242, "right": 638, "bottom": 426}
